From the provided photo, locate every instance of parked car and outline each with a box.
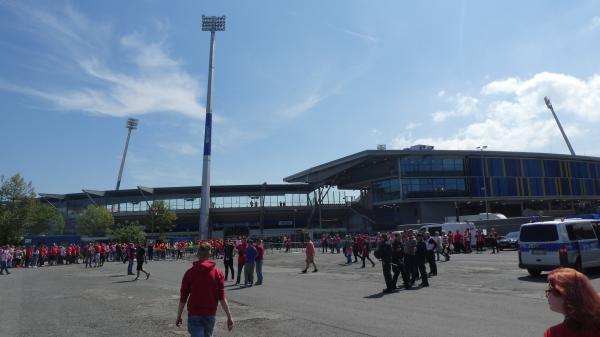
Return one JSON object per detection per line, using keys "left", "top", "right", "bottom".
{"left": 498, "top": 231, "right": 519, "bottom": 250}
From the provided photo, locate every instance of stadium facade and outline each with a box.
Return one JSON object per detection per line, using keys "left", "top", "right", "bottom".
{"left": 40, "top": 148, "right": 600, "bottom": 238}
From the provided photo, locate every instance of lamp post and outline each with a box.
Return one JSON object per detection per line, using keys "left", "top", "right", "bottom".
{"left": 116, "top": 118, "right": 138, "bottom": 190}
{"left": 199, "top": 15, "right": 226, "bottom": 240}
{"left": 476, "top": 146, "right": 489, "bottom": 220}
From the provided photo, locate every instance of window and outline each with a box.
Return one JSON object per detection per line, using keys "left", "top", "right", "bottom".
{"left": 559, "top": 178, "right": 571, "bottom": 196}
{"left": 570, "top": 162, "right": 589, "bottom": 178}
{"left": 372, "top": 178, "right": 401, "bottom": 202}
{"left": 520, "top": 225, "right": 558, "bottom": 242}
{"left": 566, "top": 223, "right": 597, "bottom": 240}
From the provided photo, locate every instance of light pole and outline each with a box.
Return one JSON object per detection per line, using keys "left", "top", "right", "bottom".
{"left": 116, "top": 118, "right": 138, "bottom": 190}
{"left": 476, "top": 146, "right": 489, "bottom": 220}
{"left": 199, "top": 15, "right": 226, "bottom": 240}
{"left": 544, "top": 96, "right": 576, "bottom": 156}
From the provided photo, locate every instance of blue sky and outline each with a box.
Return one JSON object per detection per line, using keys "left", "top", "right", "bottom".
{"left": 2, "top": 0, "right": 600, "bottom": 194}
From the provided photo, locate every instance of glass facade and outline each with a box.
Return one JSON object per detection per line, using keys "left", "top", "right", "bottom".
{"left": 378, "top": 155, "right": 600, "bottom": 203}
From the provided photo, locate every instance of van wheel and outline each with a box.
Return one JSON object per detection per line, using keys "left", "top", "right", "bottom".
{"left": 527, "top": 269, "right": 541, "bottom": 277}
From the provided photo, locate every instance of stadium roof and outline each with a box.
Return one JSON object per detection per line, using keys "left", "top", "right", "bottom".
{"left": 283, "top": 149, "right": 600, "bottom": 186}
{"left": 39, "top": 183, "right": 315, "bottom": 201}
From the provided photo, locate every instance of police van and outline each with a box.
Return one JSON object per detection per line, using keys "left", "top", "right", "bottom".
{"left": 518, "top": 219, "right": 600, "bottom": 276}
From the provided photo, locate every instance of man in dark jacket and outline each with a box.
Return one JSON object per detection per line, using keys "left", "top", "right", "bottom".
{"left": 375, "top": 234, "right": 394, "bottom": 293}
{"left": 415, "top": 233, "right": 429, "bottom": 287}
{"left": 392, "top": 233, "right": 411, "bottom": 289}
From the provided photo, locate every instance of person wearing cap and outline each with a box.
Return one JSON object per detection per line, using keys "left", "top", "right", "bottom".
{"left": 176, "top": 242, "right": 234, "bottom": 336}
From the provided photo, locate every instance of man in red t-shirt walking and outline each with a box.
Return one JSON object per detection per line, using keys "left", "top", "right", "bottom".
{"left": 176, "top": 242, "right": 234, "bottom": 337}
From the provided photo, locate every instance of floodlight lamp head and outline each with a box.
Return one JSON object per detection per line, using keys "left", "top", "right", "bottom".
{"left": 126, "top": 118, "right": 139, "bottom": 130}
{"left": 202, "top": 15, "right": 226, "bottom": 32}
{"left": 544, "top": 96, "right": 553, "bottom": 110}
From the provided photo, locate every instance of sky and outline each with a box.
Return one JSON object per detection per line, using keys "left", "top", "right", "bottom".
{"left": 2, "top": 0, "right": 600, "bottom": 194}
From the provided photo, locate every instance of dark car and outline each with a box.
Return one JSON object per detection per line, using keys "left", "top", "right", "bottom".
{"left": 498, "top": 231, "right": 519, "bottom": 250}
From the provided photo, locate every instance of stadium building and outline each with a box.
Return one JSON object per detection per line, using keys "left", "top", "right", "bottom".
{"left": 40, "top": 147, "right": 600, "bottom": 238}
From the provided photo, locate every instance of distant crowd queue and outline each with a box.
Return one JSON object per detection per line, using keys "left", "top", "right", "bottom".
{"left": 0, "top": 240, "right": 216, "bottom": 274}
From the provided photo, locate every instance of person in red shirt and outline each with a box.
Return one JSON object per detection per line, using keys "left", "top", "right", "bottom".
{"left": 544, "top": 267, "right": 600, "bottom": 337}
{"left": 302, "top": 239, "right": 317, "bottom": 273}
{"left": 176, "top": 242, "right": 233, "bottom": 335}
{"left": 255, "top": 240, "right": 264, "bottom": 285}
{"left": 235, "top": 240, "right": 247, "bottom": 285}
{"left": 453, "top": 231, "right": 462, "bottom": 254}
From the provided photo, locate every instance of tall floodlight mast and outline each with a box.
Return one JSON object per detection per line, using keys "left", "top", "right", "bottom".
{"left": 116, "top": 118, "right": 138, "bottom": 190}
{"left": 544, "top": 96, "right": 576, "bottom": 156}
{"left": 199, "top": 15, "right": 226, "bottom": 240}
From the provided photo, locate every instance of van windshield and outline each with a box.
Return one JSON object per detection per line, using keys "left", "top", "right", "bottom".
{"left": 520, "top": 225, "right": 558, "bottom": 242}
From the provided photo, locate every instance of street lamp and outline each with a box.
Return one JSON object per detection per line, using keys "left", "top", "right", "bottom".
{"left": 116, "top": 118, "right": 138, "bottom": 191}
{"left": 476, "top": 145, "right": 489, "bottom": 220}
{"left": 199, "top": 15, "right": 226, "bottom": 240}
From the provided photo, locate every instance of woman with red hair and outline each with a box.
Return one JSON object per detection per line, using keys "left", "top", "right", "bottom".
{"left": 544, "top": 267, "right": 600, "bottom": 337}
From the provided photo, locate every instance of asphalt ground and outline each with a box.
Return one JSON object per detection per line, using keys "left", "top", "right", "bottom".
{"left": 3, "top": 249, "right": 600, "bottom": 337}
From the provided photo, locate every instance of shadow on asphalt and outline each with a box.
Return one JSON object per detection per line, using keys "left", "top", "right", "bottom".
{"left": 108, "top": 274, "right": 128, "bottom": 278}
{"left": 113, "top": 279, "right": 137, "bottom": 283}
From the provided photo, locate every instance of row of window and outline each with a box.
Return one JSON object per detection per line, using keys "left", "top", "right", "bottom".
{"left": 372, "top": 176, "right": 600, "bottom": 202}
{"left": 400, "top": 156, "right": 600, "bottom": 179}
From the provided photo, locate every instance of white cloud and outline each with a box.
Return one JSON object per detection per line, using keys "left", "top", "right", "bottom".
{"left": 157, "top": 142, "right": 201, "bottom": 156}
{"left": 432, "top": 94, "right": 479, "bottom": 123}
{"left": 277, "top": 93, "right": 327, "bottom": 119}
{"left": 393, "top": 72, "right": 599, "bottom": 153}
{"left": 0, "top": 3, "right": 205, "bottom": 119}
{"left": 584, "top": 16, "right": 600, "bottom": 32}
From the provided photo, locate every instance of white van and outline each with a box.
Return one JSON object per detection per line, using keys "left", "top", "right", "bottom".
{"left": 419, "top": 222, "right": 478, "bottom": 244}
{"left": 518, "top": 219, "right": 600, "bottom": 276}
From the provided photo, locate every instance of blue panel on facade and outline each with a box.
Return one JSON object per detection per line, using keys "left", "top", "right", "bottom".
{"left": 488, "top": 158, "right": 503, "bottom": 176}
{"left": 572, "top": 179, "right": 582, "bottom": 196}
{"left": 524, "top": 159, "right": 542, "bottom": 177}
{"left": 505, "top": 159, "right": 521, "bottom": 177}
{"left": 570, "top": 162, "right": 589, "bottom": 178}
{"left": 544, "top": 178, "right": 557, "bottom": 196}
{"left": 584, "top": 179, "right": 595, "bottom": 196}
{"left": 530, "top": 178, "right": 544, "bottom": 196}
{"left": 544, "top": 160, "right": 561, "bottom": 177}
{"left": 560, "top": 178, "right": 571, "bottom": 196}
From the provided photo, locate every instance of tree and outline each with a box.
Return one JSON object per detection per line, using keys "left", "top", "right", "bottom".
{"left": 110, "top": 221, "right": 146, "bottom": 244}
{"left": 24, "top": 202, "right": 65, "bottom": 235}
{"left": 0, "top": 174, "right": 36, "bottom": 244}
{"left": 77, "top": 205, "right": 114, "bottom": 236}
{"left": 151, "top": 200, "right": 177, "bottom": 237}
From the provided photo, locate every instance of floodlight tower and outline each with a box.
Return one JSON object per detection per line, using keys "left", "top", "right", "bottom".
{"left": 544, "top": 96, "right": 576, "bottom": 156}
{"left": 199, "top": 15, "right": 226, "bottom": 240}
{"left": 476, "top": 145, "right": 489, "bottom": 220}
{"left": 116, "top": 118, "right": 138, "bottom": 190}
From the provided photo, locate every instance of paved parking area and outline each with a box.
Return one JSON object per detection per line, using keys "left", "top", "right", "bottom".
{"left": 3, "top": 249, "right": 598, "bottom": 337}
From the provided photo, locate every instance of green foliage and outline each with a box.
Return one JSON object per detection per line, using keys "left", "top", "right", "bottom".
{"left": 151, "top": 200, "right": 177, "bottom": 236}
{"left": 25, "top": 202, "right": 65, "bottom": 235}
{"left": 76, "top": 205, "right": 114, "bottom": 236}
{"left": 110, "top": 221, "right": 146, "bottom": 244}
{"left": 0, "top": 174, "right": 36, "bottom": 244}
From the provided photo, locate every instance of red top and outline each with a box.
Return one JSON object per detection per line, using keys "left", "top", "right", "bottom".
{"left": 255, "top": 246, "right": 264, "bottom": 261}
{"left": 179, "top": 260, "right": 225, "bottom": 316}
{"left": 544, "top": 322, "right": 600, "bottom": 337}
{"left": 306, "top": 241, "right": 315, "bottom": 257}
{"left": 236, "top": 244, "right": 247, "bottom": 264}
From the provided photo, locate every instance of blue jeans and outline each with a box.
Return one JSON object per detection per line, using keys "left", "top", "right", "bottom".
{"left": 255, "top": 260, "right": 263, "bottom": 284}
{"left": 0, "top": 261, "right": 9, "bottom": 274}
{"left": 188, "top": 315, "right": 215, "bottom": 337}
{"left": 127, "top": 259, "right": 134, "bottom": 274}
